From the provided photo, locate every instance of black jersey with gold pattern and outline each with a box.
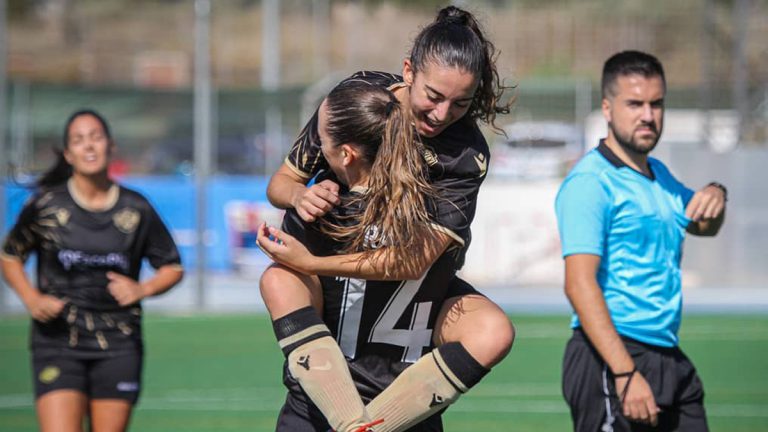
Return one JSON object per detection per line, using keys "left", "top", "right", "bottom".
{"left": 281, "top": 178, "right": 457, "bottom": 401}
{"left": 285, "top": 71, "right": 489, "bottom": 267}
{"left": 2, "top": 181, "right": 181, "bottom": 354}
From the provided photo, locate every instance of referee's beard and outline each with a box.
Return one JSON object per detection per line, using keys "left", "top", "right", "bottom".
{"left": 609, "top": 121, "right": 661, "bottom": 155}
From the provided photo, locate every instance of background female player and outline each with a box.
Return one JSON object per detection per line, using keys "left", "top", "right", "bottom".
{"left": 258, "top": 6, "right": 515, "bottom": 432}
{"left": 1, "top": 109, "right": 184, "bottom": 432}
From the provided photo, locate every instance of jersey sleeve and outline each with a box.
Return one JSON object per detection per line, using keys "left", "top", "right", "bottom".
{"left": 2, "top": 196, "right": 40, "bottom": 262}
{"left": 555, "top": 173, "right": 611, "bottom": 258}
{"left": 284, "top": 107, "right": 329, "bottom": 179}
{"left": 425, "top": 125, "right": 489, "bottom": 250}
{"left": 141, "top": 204, "right": 182, "bottom": 269}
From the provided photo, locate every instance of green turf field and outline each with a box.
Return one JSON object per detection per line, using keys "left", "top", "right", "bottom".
{"left": 1, "top": 313, "right": 767, "bottom": 431}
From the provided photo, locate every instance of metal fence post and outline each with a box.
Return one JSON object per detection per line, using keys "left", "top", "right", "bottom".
{"left": 194, "top": 0, "right": 212, "bottom": 310}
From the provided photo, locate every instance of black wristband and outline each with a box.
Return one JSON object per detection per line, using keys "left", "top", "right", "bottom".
{"left": 613, "top": 366, "right": 637, "bottom": 378}
{"left": 707, "top": 182, "right": 728, "bottom": 201}
{"left": 613, "top": 367, "right": 638, "bottom": 403}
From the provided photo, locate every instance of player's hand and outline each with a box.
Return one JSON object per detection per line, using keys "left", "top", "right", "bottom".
{"left": 25, "top": 293, "right": 67, "bottom": 322}
{"left": 685, "top": 185, "right": 726, "bottom": 222}
{"left": 256, "top": 223, "right": 315, "bottom": 274}
{"left": 616, "top": 372, "right": 660, "bottom": 426}
{"left": 107, "top": 272, "right": 147, "bottom": 306}
{"left": 293, "top": 179, "right": 340, "bottom": 223}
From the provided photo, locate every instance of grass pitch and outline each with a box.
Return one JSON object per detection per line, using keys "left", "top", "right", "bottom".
{"left": 1, "top": 313, "right": 767, "bottom": 431}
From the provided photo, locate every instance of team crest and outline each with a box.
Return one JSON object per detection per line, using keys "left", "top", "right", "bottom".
{"left": 39, "top": 366, "right": 61, "bottom": 384}
{"left": 55, "top": 208, "right": 70, "bottom": 226}
{"left": 113, "top": 208, "right": 140, "bottom": 233}
{"left": 422, "top": 147, "right": 439, "bottom": 167}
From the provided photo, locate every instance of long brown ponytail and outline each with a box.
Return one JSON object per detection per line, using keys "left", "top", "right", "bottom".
{"left": 319, "top": 83, "right": 437, "bottom": 277}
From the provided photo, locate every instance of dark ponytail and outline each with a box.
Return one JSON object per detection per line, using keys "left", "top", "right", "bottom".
{"left": 410, "top": 6, "right": 512, "bottom": 132}
{"left": 35, "top": 151, "right": 73, "bottom": 190}
{"left": 320, "top": 82, "right": 436, "bottom": 278}
{"left": 36, "top": 109, "right": 112, "bottom": 190}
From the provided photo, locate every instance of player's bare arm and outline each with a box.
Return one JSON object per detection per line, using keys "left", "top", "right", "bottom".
{"left": 257, "top": 223, "right": 452, "bottom": 280}
{"left": 685, "top": 183, "right": 727, "bottom": 236}
{"left": 565, "top": 254, "right": 660, "bottom": 426}
{"left": 267, "top": 163, "right": 341, "bottom": 222}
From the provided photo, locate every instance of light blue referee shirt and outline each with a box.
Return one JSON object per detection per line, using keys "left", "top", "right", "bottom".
{"left": 555, "top": 140, "right": 695, "bottom": 347}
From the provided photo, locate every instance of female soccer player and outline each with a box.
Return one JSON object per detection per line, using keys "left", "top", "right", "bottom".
{"left": 1, "top": 109, "right": 184, "bottom": 432}
{"left": 259, "top": 6, "right": 515, "bottom": 432}
{"left": 265, "top": 80, "right": 455, "bottom": 431}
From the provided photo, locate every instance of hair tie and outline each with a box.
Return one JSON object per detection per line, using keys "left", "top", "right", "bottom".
{"left": 385, "top": 101, "right": 397, "bottom": 116}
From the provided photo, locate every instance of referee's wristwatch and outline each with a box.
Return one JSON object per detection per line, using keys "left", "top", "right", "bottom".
{"left": 707, "top": 181, "right": 728, "bottom": 202}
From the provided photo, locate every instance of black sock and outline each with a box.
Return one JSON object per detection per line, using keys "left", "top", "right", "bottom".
{"left": 272, "top": 306, "right": 332, "bottom": 357}
{"left": 434, "top": 342, "right": 490, "bottom": 392}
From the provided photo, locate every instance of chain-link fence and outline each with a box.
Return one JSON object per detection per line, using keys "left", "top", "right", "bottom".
{"left": 0, "top": 0, "right": 766, "bottom": 312}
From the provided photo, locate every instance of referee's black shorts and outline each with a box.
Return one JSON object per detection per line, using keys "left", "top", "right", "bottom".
{"left": 562, "top": 328, "right": 708, "bottom": 432}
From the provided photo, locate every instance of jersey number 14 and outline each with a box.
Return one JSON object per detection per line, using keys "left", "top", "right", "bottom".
{"left": 336, "top": 275, "right": 432, "bottom": 363}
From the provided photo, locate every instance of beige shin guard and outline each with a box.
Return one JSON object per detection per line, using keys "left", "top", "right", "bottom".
{"left": 366, "top": 350, "right": 464, "bottom": 432}
{"left": 287, "top": 336, "right": 370, "bottom": 432}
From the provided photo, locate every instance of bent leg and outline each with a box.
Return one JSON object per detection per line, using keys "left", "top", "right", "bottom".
{"left": 367, "top": 279, "right": 514, "bottom": 432}
{"left": 36, "top": 390, "right": 88, "bottom": 432}
{"left": 433, "top": 292, "right": 515, "bottom": 368}
{"left": 262, "top": 263, "right": 369, "bottom": 432}
{"left": 366, "top": 342, "right": 486, "bottom": 432}
{"left": 260, "top": 263, "right": 323, "bottom": 319}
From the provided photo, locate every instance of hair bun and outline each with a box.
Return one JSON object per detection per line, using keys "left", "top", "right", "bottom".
{"left": 436, "top": 6, "right": 470, "bottom": 26}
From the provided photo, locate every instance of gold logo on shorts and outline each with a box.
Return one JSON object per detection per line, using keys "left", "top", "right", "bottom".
{"left": 39, "top": 366, "right": 61, "bottom": 384}
{"left": 113, "top": 208, "right": 141, "bottom": 234}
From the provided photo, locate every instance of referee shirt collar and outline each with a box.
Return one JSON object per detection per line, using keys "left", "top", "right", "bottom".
{"left": 596, "top": 139, "right": 655, "bottom": 180}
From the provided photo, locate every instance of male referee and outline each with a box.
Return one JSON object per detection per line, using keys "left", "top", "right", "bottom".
{"left": 555, "top": 50, "right": 727, "bottom": 431}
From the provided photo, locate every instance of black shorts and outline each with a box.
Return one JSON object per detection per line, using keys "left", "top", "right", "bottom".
{"left": 562, "top": 329, "right": 708, "bottom": 432}
{"left": 276, "top": 366, "right": 443, "bottom": 432}
{"left": 32, "top": 349, "right": 143, "bottom": 404}
{"left": 445, "top": 276, "right": 483, "bottom": 299}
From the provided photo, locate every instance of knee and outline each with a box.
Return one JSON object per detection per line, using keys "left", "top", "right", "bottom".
{"left": 258, "top": 265, "right": 301, "bottom": 317}
{"left": 259, "top": 265, "right": 322, "bottom": 318}
{"left": 259, "top": 265, "right": 283, "bottom": 302}
{"left": 460, "top": 308, "right": 514, "bottom": 369}
{"left": 441, "top": 303, "right": 515, "bottom": 368}
{"left": 475, "top": 310, "right": 515, "bottom": 362}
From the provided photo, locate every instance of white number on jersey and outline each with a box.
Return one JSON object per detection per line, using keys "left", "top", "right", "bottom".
{"left": 336, "top": 275, "right": 433, "bottom": 363}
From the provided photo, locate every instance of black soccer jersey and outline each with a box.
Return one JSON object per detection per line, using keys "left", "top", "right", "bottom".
{"left": 281, "top": 183, "right": 457, "bottom": 400}
{"left": 285, "top": 71, "right": 490, "bottom": 268}
{"left": 2, "top": 181, "right": 181, "bottom": 354}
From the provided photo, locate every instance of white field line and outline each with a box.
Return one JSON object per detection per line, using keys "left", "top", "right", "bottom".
{"left": 512, "top": 323, "right": 768, "bottom": 341}
{"left": 2, "top": 387, "right": 767, "bottom": 418}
